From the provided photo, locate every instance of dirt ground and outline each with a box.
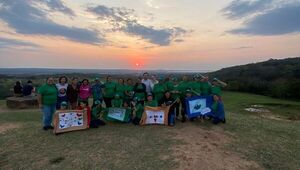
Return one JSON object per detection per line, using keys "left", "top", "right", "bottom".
{"left": 171, "top": 123, "right": 263, "bottom": 170}
{"left": 0, "top": 123, "right": 21, "bottom": 134}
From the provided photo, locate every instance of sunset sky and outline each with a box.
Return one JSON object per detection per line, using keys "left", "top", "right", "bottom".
{"left": 0, "top": 0, "right": 299, "bottom": 71}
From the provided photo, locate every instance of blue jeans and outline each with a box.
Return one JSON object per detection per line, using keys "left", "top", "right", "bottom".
{"left": 42, "top": 104, "right": 56, "bottom": 127}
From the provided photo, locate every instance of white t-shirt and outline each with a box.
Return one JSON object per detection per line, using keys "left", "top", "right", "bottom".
{"left": 56, "top": 83, "right": 68, "bottom": 97}
{"left": 142, "top": 79, "right": 154, "bottom": 94}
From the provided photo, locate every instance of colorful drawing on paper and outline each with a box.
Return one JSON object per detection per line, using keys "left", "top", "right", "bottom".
{"left": 58, "top": 112, "right": 84, "bottom": 129}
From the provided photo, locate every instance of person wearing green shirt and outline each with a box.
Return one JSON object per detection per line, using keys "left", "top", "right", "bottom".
{"left": 210, "top": 79, "right": 222, "bottom": 96}
{"left": 112, "top": 94, "right": 123, "bottom": 108}
{"left": 90, "top": 100, "right": 106, "bottom": 128}
{"left": 103, "top": 75, "right": 116, "bottom": 107}
{"left": 163, "top": 76, "right": 174, "bottom": 92}
{"left": 153, "top": 77, "right": 166, "bottom": 102}
{"left": 133, "top": 77, "right": 147, "bottom": 105}
{"left": 115, "top": 78, "right": 127, "bottom": 99}
{"left": 132, "top": 102, "right": 144, "bottom": 125}
{"left": 144, "top": 94, "right": 158, "bottom": 107}
{"left": 201, "top": 76, "right": 211, "bottom": 95}
{"left": 124, "top": 78, "right": 134, "bottom": 101}
{"left": 189, "top": 75, "right": 202, "bottom": 96}
{"left": 207, "top": 95, "right": 226, "bottom": 124}
{"left": 177, "top": 75, "right": 190, "bottom": 98}
{"left": 37, "top": 77, "right": 58, "bottom": 130}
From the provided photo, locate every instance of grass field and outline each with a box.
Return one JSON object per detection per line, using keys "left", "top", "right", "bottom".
{"left": 0, "top": 91, "right": 299, "bottom": 170}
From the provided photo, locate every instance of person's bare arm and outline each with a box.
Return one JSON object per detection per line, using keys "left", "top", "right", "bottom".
{"left": 37, "top": 94, "right": 42, "bottom": 109}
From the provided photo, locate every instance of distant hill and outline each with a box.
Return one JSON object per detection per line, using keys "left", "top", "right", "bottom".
{"left": 0, "top": 68, "right": 209, "bottom": 75}
{"left": 209, "top": 57, "right": 300, "bottom": 99}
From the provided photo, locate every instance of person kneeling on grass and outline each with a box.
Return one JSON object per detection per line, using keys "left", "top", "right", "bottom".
{"left": 132, "top": 98, "right": 144, "bottom": 125}
{"left": 78, "top": 101, "right": 91, "bottom": 127}
{"left": 60, "top": 101, "right": 68, "bottom": 110}
{"left": 159, "top": 91, "right": 177, "bottom": 126}
{"left": 90, "top": 100, "right": 106, "bottom": 128}
{"left": 144, "top": 93, "right": 158, "bottom": 107}
{"left": 207, "top": 95, "right": 226, "bottom": 124}
{"left": 112, "top": 94, "right": 123, "bottom": 108}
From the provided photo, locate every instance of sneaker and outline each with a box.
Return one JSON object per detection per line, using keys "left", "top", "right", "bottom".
{"left": 43, "top": 126, "right": 48, "bottom": 131}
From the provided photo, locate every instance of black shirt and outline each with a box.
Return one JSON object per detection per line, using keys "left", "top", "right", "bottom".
{"left": 67, "top": 84, "right": 79, "bottom": 102}
{"left": 14, "top": 85, "right": 22, "bottom": 94}
{"left": 23, "top": 84, "right": 33, "bottom": 96}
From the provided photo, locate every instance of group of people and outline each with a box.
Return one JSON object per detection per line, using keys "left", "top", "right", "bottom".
{"left": 37, "top": 72, "right": 227, "bottom": 130}
{"left": 13, "top": 80, "right": 35, "bottom": 97}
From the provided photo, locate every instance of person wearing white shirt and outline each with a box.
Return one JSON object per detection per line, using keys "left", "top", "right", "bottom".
{"left": 142, "top": 72, "right": 155, "bottom": 94}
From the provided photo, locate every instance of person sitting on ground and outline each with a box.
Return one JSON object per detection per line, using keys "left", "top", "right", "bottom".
{"left": 122, "top": 100, "right": 132, "bottom": 123}
{"left": 60, "top": 101, "right": 68, "bottom": 110}
{"left": 132, "top": 98, "right": 144, "bottom": 125}
{"left": 14, "top": 81, "right": 23, "bottom": 97}
{"left": 112, "top": 94, "right": 123, "bottom": 108}
{"left": 90, "top": 100, "right": 106, "bottom": 128}
{"left": 207, "top": 95, "right": 226, "bottom": 124}
{"left": 182, "top": 89, "right": 194, "bottom": 122}
{"left": 144, "top": 93, "right": 158, "bottom": 107}
{"left": 22, "top": 80, "right": 34, "bottom": 96}
{"left": 159, "top": 91, "right": 177, "bottom": 126}
{"left": 78, "top": 101, "right": 91, "bottom": 127}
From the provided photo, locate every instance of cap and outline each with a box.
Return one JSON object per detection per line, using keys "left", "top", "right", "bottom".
{"left": 61, "top": 101, "right": 68, "bottom": 106}
{"left": 94, "top": 100, "right": 101, "bottom": 105}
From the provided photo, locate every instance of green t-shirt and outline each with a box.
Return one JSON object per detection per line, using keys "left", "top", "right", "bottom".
{"left": 153, "top": 83, "right": 165, "bottom": 101}
{"left": 112, "top": 98, "right": 123, "bottom": 108}
{"left": 104, "top": 82, "right": 116, "bottom": 98}
{"left": 172, "top": 85, "right": 181, "bottom": 99}
{"left": 135, "top": 84, "right": 146, "bottom": 101}
{"left": 91, "top": 106, "right": 102, "bottom": 120}
{"left": 177, "top": 81, "right": 190, "bottom": 98}
{"left": 201, "top": 82, "right": 211, "bottom": 95}
{"left": 145, "top": 100, "right": 158, "bottom": 107}
{"left": 211, "top": 101, "right": 218, "bottom": 112}
{"left": 135, "top": 103, "right": 144, "bottom": 118}
{"left": 210, "top": 86, "right": 222, "bottom": 96}
{"left": 189, "top": 81, "right": 201, "bottom": 95}
{"left": 38, "top": 84, "right": 58, "bottom": 105}
{"left": 163, "top": 81, "right": 174, "bottom": 91}
{"left": 115, "top": 84, "right": 127, "bottom": 98}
